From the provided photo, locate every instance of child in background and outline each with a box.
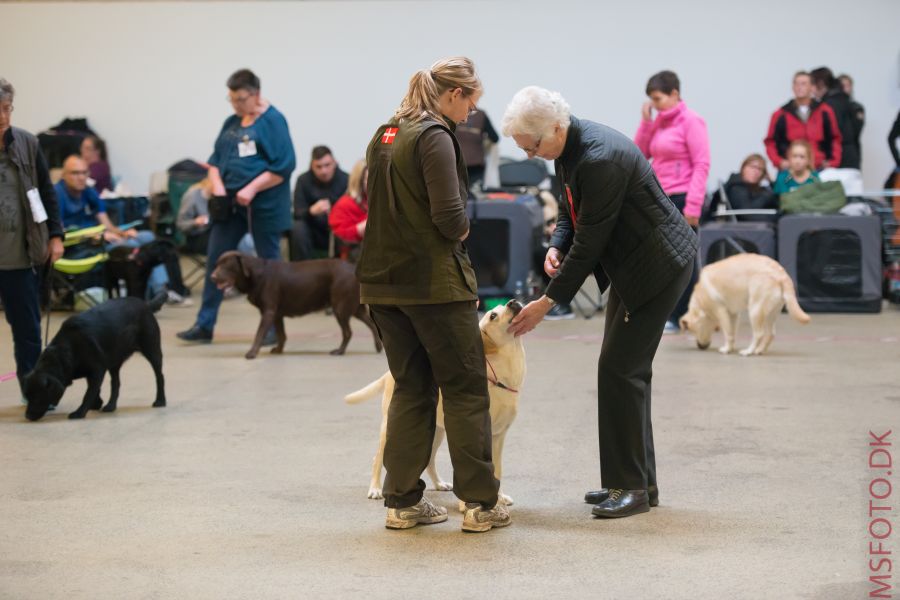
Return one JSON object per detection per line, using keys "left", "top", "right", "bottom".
{"left": 773, "top": 140, "right": 819, "bottom": 194}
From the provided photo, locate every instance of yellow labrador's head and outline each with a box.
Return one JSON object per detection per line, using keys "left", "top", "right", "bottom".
{"left": 679, "top": 289, "right": 717, "bottom": 350}
{"left": 479, "top": 300, "right": 523, "bottom": 354}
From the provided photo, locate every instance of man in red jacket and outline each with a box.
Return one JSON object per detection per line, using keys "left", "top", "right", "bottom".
{"left": 764, "top": 71, "right": 842, "bottom": 171}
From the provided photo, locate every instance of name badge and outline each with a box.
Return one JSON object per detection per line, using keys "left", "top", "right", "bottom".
{"left": 26, "top": 188, "right": 48, "bottom": 223}
{"left": 238, "top": 137, "right": 258, "bottom": 158}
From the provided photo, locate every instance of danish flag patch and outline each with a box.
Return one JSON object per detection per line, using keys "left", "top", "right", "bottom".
{"left": 381, "top": 127, "right": 398, "bottom": 144}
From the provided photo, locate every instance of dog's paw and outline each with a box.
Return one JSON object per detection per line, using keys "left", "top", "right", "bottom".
{"left": 739, "top": 348, "right": 757, "bottom": 357}
{"left": 329, "top": 348, "right": 346, "bottom": 356}
{"left": 499, "top": 492, "right": 514, "bottom": 506}
{"left": 152, "top": 399, "right": 166, "bottom": 408}
{"left": 367, "top": 488, "right": 384, "bottom": 500}
{"left": 270, "top": 346, "right": 284, "bottom": 355}
{"left": 101, "top": 404, "right": 116, "bottom": 413}
{"left": 433, "top": 481, "right": 453, "bottom": 492}
{"left": 718, "top": 345, "right": 733, "bottom": 355}
{"left": 67, "top": 411, "right": 86, "bottom": 420}
{"left": 244, "top": 350, "right": 258, "bottom": 360}
{"left": 91, "top": 398, "right": 103, "bottom": 410}
{"left": 458, "top": 500, "right": 467, "bottom": 513}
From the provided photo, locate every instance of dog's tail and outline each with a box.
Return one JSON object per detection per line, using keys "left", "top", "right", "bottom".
{"left": 146, "top": 291, "right": 168, "bottom": 313}
{"left": 344, "top": 373, "right": 388, "bottom": 404}
{"left": 779, "top": 275, "right": 811, "bottom": 324}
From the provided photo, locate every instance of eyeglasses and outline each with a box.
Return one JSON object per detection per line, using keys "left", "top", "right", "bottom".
{"left": 66, "top": 170, "right": 89, "bottom": 176}
{"left": 519, "top": 137, "right": 543, "bottom": 155}
{"left": 227, "top": 94, "right": 254, "bottom": 105}
{"left": 0, "top": 105, "right": 13, "bottom": 115}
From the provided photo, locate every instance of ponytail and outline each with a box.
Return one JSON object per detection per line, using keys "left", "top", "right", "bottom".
{"left": 394, "top": 56, "right": 481, "bottom": 123}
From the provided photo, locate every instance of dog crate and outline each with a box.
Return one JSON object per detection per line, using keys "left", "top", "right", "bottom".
{"left": 778, "top": 214, "right": 882, "bottom": 313}
{"left": 698, "top": 222, "right": 777, "bottom": 267}
{"left": 465, "top": 196, "right": 543, "bottom": 299}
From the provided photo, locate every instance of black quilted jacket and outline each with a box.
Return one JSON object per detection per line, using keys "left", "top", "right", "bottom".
{"left": 547, "top": 116, "right": 698, "bottom": 314}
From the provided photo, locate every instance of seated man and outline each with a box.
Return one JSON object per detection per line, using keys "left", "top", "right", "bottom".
{"left": 290, "top": 145, "right": 348, "bottom": 260}
{"left": 55, "top": 155, "right": 190, "bottom": 304}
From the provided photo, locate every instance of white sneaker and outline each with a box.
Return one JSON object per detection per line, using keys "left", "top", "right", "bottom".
{"left": 385, "top": 496, "right": 448, "bottom": 530}
{"left": 166, "top": 290, "right": 194, "bottom": 307}
{"left": 462, "top": 502, "right": 511, "bottom": 533}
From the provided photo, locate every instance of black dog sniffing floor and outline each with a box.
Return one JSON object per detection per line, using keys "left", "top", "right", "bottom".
{"left": 23, "top": 293, "right": 168, "bottom": 421}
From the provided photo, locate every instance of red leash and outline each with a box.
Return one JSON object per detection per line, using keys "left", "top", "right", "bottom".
{"left": 485, "top": 356, "right": 518, "bottom": 393}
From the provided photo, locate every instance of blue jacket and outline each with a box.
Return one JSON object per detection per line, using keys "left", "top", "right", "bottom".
{"left": 209, "top": 105, "right": 296, "bottom": 232}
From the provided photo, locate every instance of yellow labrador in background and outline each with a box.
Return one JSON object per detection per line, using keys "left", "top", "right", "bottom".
{"left": 345, "top": 300, "right": 526, "bottom": 506}
{"left": 680, "top": 254, "right": 811, "bottom": 356}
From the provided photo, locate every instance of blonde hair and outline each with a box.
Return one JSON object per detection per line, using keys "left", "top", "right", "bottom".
{"left": 394, "top": 57, "right": 481, "bottom": 123}
{"left": 346, "top": 159, "right": 367, "bottom": 203}
{"left": 787, "top": 140, "right": 813, "bottom": 165}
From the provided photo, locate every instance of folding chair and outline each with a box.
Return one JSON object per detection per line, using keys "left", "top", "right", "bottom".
{"left": 48, "top": 224, "right": 108, "bottom": 310}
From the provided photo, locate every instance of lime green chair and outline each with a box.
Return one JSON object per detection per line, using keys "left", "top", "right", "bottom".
{"left": 50, "top": 225, "right": 109, "bottom": 310}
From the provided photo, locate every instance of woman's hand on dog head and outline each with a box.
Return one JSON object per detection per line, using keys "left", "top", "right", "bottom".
{"left": 507, "top": 298, "right": 550, "bottom": 337}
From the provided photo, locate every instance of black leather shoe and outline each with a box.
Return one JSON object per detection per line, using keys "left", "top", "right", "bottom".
{"left": 585, "top": 485, "right": 658, "bottom": 507}
{"left": 176, "top": 325, "right": 213, "bottom": 343}
{"left": 591, "top": 489, "right": 650, "bottom": 518}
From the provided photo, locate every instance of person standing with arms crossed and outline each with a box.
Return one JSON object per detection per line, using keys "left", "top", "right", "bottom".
{"left": 356, "top": 57, "right": 508, "bottom": 533}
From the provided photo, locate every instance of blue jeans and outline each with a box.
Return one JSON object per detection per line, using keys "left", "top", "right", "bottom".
{"left": 0, "top": 268, "right": 42, "bottom": 396}
{"left": 111, "top": 230, "right": 168, "bottom": 297}
{"left": 195, "top": 212, "right": 283, "bottom": 331}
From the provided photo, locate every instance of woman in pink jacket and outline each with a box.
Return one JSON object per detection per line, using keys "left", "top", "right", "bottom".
{"left": 635, "top": 70, "right": 710, "bottom": 333}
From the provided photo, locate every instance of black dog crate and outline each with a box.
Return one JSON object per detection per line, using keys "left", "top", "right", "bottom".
{"left": 465, "top": 197, "right": 542, "bottom": 298}
{"left": 698, "top": 222, "right": 776, "bottom": 267}
{"left": 778, "top": 214, "right": 882, "bottom": 313}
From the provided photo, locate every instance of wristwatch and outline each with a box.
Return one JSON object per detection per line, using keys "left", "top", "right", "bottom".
{"left": 542, "top": 295, "right": 557, "bottom": 308}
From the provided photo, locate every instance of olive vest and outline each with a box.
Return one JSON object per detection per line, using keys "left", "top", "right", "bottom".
{"left": 357, "top": 116, "right": 478, "bottom": 305}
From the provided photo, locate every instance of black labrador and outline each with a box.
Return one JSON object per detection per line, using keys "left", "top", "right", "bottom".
{"left": 23, "top": 293, "right": 168, "bottom": 421}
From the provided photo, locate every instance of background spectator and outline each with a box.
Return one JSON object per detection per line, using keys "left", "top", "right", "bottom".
{"left": 456, "top": 107, "right": 499, "bottom": 191}
{"left": 708, "top": 153, "right": 777, "bottom": 222}
{"left": 178, "top": 177, "right": 256, "bottom": 256}
{"left": 765, "top": 71, "right": 841, "bottom": 171}
{"left": 634, "top": 69, "right": 709, "bottom": 332}
{"left": 328, "top": 159, "right": 367, "bottom": 247}
{"left": 177, "top": 68, "right": 295, "bottom": 343}
{"left": 0, "top": 78, "right": 64, "bottom": 403}
{"left": 773, "top": 140, "right": 819, "bottom": 194}
{"left": 888, "top": 110, "right": 900, "bottom": 187}
{"left": 290, "top": 145, "right": 348, "bottom": 260}
{"left": 80, "top": 134, "right": 112, "bottom": 193}
{"left": 811, "top": 66, "right": 860, "bottom": 169}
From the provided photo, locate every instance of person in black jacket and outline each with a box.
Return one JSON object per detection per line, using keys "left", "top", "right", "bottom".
{"left": 812, "top": 67, "right": 862, "bottom": 169}
{"left": 0, "top": 78, "right": 65, "bottom": 402}
{"left": 503, "top": 86, "right": 698, "bottom": 519}
{"left": 707, "top": 153, "right": 778, "bottom": 223}
{"left": 289, "top": 146, "right": 348, "bottom": 260}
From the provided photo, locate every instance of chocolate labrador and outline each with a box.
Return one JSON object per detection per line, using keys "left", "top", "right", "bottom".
{"left": 23, "top": 293, "right": 167, "bottom": 421}
{"left": 210, "top": 251, "right": 382, "bottom": 359}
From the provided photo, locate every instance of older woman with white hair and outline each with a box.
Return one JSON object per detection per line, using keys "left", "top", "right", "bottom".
{"left": 505, "top": 86, "right": 697, "bottom": 519}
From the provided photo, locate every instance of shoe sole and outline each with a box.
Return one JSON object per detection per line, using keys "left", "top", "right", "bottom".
{"left": 177, "top": 337, "right": 212, "bottom": 344}
{"left": 385, "top": 514, "right": 448, "bottom": 530}
{"left": 462, "top": 517, "right": 512, "bottom": 533}
{"left": 592, "top": 502, "right": 650, "bottom": 519}
{"left": 585, "top": 496, "right": 659, "bottom": 507}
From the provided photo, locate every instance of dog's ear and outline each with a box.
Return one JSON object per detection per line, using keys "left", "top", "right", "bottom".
{"left": 481, "top": 329, "right": 499, "bottom": 355}
{"left": 236, "top": 255, "right": 252, "bottom": 279}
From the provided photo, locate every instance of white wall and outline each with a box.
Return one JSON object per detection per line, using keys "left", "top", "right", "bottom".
{"left": 2, "top": 0, "right": 899, "bottom": 194}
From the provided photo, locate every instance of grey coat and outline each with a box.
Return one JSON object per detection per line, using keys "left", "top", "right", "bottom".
{"left": 546, "top": 116, "right": 697, "bottom": 314}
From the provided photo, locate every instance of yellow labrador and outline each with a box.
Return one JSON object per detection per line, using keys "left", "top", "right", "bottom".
{"left": 680, "top": 254, "right": 811, "bottom": 356}
{"left": 345, "top": 300, "right": 526, "bottom": 506}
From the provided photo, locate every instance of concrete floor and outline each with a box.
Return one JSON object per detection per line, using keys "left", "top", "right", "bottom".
{"left": 1, "top": 293, "right": 898, "bottom": 600}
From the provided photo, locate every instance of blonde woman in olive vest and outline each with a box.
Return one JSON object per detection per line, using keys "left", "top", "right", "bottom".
{"left": 356, "top": 57, "right": 509, "bottom": 533}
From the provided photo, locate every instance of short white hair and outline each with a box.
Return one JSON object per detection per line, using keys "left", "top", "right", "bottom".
{"left": 501, "top": 86, "right": 571, "bottom": 139}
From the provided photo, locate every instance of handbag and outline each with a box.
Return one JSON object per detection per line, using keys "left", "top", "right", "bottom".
{"left": 208, "top": 194, "right": 233, "bottom": 222}
{"left": 780, "top": 181, "right": 847, "bottom": 215}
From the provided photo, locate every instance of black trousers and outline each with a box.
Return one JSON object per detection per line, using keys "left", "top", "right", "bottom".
{"left": 0, "top": 267, "right": 42, "bottom": 396}
{"left": 597, "top": 262, "right": 693, "bottom": 490}
{"left": 370, "top": 302, "right": 500, "bottom": 509}
{"left": 668, "top": 193, "right": 698, "bottom": 322}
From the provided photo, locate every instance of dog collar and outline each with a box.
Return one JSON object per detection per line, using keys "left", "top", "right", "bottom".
{"left": 485, "top": 356, "right": 518, "bottom": 394}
